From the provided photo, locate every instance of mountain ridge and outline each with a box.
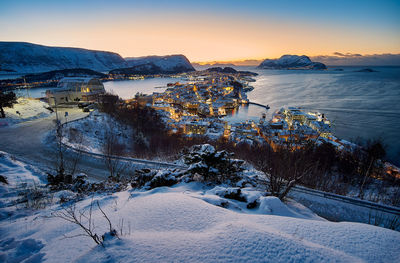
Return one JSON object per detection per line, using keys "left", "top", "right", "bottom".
{"left": 0, "top": 42, "right": 195, "bottom": 74}
{"left": 0, "top": 42, "right": 128, "bottom": 73}
{"left": 258, "top": 55, "right": 327, "bottom": 70}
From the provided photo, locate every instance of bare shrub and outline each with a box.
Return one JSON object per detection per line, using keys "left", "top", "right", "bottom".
{"left": 53, "top": 199, "right": 119, "bottom": 247}
{"left": 18, "top": 184, "right": 53, "bottom": 209}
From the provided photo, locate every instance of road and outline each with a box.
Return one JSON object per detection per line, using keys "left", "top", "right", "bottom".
{"left": 0, "top": 106, "right": 186, "bottom": 182}
{"left": 0, "top": 108, "right": 119, "bottom": 180}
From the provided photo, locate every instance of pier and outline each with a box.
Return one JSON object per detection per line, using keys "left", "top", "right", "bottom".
{"left": 248, "top": 101, "right": 270, "bottom": 109}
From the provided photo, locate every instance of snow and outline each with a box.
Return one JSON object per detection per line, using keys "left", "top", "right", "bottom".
{"left": 258, "top": 55, "right": 326, "bottom": 69}
{"left": 0, "top": 98, "right": 53, "bottom": 127}
{"left": 289, "top": 187, "right": 400, "bottom": 230}
{"left": 1, "top": 153, "right": 400, "bottom": 263}
{"left": 0, "top": 42, "right": 127, "bottom": 73}
{"left": 61, "top": 111, "right": 133, "bottom": 154}
{"left": 0, "top": 151, "right": 46, "bottom": 219}
{"left": 125, "top": 55, "right": 194, "bottom": 72}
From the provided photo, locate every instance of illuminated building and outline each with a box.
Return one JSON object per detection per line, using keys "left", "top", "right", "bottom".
{"left": 46, "top": 77, "right": 105, "bottom": 106}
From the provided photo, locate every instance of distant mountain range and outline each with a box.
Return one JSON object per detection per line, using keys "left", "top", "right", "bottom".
{"left": 0, "top": 42, "right": 194, "bottom": 74}
{"left": 0, "top": 42, "right": 128, "bottom": 73}
{"left": 258, "top": 55, "right": 326, "bottom": 70}
{"left": 115, "top": 55, "right": 195, "bottom": 75}
{"left": 3, "top": 42, "right": 356, "bottom": 75}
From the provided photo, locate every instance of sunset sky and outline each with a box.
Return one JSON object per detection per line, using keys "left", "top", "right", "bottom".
{"left": 1, "top": 0, "right": 399, "bottom": 62}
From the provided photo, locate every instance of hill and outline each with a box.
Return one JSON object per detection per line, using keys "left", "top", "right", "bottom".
{"left": 0, "top": 42, "right": 127, "bottom": 73}
{"left": 119, "top": 54, "right": 195, "bottom": 74}
{"left": 258, "top": 55, "right": 326, "bottom": 70}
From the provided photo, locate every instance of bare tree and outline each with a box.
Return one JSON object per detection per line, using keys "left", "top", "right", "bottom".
{"left": 102, "top": 121, "right": 129, "bottom": 180}
{"left": 250, "top": 129, "right": 318, "bottom": 200}
{"left": 359, "top": 139, "right": 386, "bottom": 199}
{"left": 48, "top": 122, "right": 84, "bottom": 186}
{"left": 64, "top": 128, "right": 85, "bottom": 176}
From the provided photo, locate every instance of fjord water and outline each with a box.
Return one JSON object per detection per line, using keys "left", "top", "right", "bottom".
{"left": 103, "top": 77, "right": 183, "bottom": 99}
{"left": 242, "top": 66, "right": 400, "bottom": 165}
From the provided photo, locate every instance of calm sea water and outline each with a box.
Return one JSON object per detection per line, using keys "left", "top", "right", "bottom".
{"left": 10, "top": 66, "right": 400, "bottom": 165}
{"left": 10, "top": 77, "right": 183, "bottom": 99}
{"left": 241, "top": 66, "right": 400, "bottom": 165}
{"left": 103, "top": 78, "right": 186, "bottom": 99}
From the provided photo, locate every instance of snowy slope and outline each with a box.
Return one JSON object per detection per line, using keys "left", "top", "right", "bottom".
{"left": 0, "top": 42, "right": 128, "bottom": 73}
{"left": 124, "top": 55, "right": 195, "bottom": 73}
{"left": 0, "top": 153, "right": 399, "bottom": 263}
{"left": 60, "top": 111, "right": 133, "bottom": 154}
{"left": 0, "top": 98, "right": 53, "bottom": 127}
{"left": 258, "top": 55, "right": 327, "bottom": 69}
{"left": 1, "top": 153, "right": 399, "bottom": 262}
{"left": 1, "top": 184, "right": 399, "bottom": 263}
{"left": 0, "top": 151, "right": 46, "bottom": 219}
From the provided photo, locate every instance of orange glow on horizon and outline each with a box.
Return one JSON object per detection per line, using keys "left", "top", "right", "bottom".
{"left": 2, "top": 11, "right": 399, "bottom": 62}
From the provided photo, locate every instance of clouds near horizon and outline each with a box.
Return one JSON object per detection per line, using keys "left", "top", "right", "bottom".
{"left": 199, "top": 53, "right": 400, "bottom": 66}
{"left": 312, "top": 53, "right": 400, "bottom": 66}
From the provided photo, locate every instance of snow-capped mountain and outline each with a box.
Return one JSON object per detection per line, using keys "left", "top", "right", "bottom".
{"left": 124, "top": 55, "right": 195, "bottom": 73}
{"left": 0, "top": 42, "right": 128, "bottom": 73}
{"left": 258, "top": 55, "right": 326, "bottom": 70}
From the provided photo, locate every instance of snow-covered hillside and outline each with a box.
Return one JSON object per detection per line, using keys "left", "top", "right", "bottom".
{"left": 0, "top": 42, "right": 128, "bottom": 73}
{"left": 1, "top": 152, "right": 399, "bottom": 262}
{"left": 124, "top": 55, "right": 195, "bottom": 73}
{"left": 60, "top": 111, "right": 133, "bottom": 154}
{"left": 258, "top": 55, "right": 327, "bottom": 70}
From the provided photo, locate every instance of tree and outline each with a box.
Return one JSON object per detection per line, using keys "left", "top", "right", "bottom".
{"left": 249, "top": 137, "right": 317, "bottom": 200}
{"left": 0, "top": 91, "right": 17, "bottom": 118}
{"left": 47, "top": 122, "right": 85, "bottom": 188}
{"left": 183, "top": 144, "right": 244, "bottom": 184}
{"left": 359, "top": 139, "right": 386, "bottom": 199}
{"left": 98, "top": 93, "right": 119, "bottom": 114}
{"left": 102, "top": 120, "right": 128, "bottom": 180}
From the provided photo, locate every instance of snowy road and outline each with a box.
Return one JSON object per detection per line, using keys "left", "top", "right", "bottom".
{"left": 0, "top": 108, "right": 116, "bottom": 180}
{"left": 0, "top": 107, "right": 185, "bottom": 181}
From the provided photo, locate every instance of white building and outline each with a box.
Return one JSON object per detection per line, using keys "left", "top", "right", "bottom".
{"left": 46, "top": 77, "right": 105, "bottom": 106}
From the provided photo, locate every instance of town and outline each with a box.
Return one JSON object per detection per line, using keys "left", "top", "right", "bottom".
{"left": 106, "top": 70, "right": 355, "bottom": 152}
{"left": 40, "top": 69, "right": 366, "bottom": 155}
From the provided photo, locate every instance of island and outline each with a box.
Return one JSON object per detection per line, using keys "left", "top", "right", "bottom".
{"left": 258, "top": 55, "right": 327, "bottom": 70}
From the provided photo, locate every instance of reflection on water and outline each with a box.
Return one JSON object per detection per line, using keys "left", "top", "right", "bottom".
{"left": 224, "top": 104, "right": 267, "bottom": 124}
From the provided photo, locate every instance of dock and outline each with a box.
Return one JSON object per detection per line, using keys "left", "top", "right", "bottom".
{"left": 248, "top": 101, "right": 270, "bottom": 109}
